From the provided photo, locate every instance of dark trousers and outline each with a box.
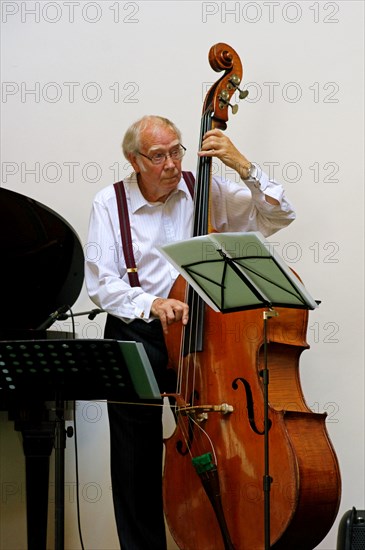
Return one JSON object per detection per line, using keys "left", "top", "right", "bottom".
{"left": 104, "top": 315, "right": 169, "bottom": 550}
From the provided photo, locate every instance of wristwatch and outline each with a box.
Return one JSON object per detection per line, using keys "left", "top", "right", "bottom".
{"left": 248, "top": 162, "right": 257, "bottom": 179}
{"left": 244, "top": 162, "right": 257, "bottom": 180}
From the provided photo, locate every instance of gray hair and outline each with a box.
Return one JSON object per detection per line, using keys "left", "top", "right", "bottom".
{"left": 121, "top": 115, "right": 182, "bottom": 159}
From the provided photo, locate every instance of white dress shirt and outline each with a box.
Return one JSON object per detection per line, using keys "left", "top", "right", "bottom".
{"left": 85, "top": 169, "right": 295, "bottom": 322}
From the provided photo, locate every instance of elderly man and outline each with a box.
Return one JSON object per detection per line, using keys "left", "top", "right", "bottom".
{"left": 85, "top": 115, "right": 295, "bottom": 549}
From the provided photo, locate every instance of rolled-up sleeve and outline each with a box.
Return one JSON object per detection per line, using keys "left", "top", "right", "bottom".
{"left": 211, "top": 168, "right": 296, "bottom": 237}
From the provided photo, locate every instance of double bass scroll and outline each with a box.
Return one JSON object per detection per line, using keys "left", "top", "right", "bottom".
{"left": 204, "top": 42, "right": 247, "bottom": 129}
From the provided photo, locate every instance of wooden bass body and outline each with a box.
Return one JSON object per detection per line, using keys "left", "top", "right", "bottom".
{"left": 163, "top": 276, "right": 341, "bottom": 550}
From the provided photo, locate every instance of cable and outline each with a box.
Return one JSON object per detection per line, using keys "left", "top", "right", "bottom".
{"left": 73, "top": 400, "right": 85, "bottom": 550}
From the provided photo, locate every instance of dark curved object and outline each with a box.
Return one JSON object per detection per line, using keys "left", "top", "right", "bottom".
{"left": 0, "top": 187, "right": 84, "bottom": 330}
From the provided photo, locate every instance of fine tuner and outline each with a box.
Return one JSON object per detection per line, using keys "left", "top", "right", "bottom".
{"left": 218, "top": 73, "right": 249, "bottom": 114}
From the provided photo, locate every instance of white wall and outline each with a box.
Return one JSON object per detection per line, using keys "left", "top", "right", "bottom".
{"left": 0, "top": 1, "right": 364, "bottom": 549}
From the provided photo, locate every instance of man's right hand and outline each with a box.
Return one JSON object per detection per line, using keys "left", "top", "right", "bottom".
{"left": 151, "top": 297, "right": 189, "bottom": 334}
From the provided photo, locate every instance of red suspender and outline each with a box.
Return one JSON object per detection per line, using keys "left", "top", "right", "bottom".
{"left": 182, "top": 170, "right": 195, "bottom": 199}
{"left": 113, "top": 179, "right": 140, "bottom": 287}
{"left": 113, "top": 171, "right": 195, "bottom": 287}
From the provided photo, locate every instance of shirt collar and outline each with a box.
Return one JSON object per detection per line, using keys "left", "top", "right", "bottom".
{"left": 126, "top": 172, "right": 192, "bottom": 213}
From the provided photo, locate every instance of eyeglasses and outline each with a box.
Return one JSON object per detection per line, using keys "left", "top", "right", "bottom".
{"left": 137, "top": 144, "right": 186, "bottom": 165}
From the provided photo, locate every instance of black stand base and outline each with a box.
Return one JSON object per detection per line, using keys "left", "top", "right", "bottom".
{"left": 18, "top": 417, "right": 55, "bottom": 550}
{"left": 14, "top": 401, "right": 69, "bottom": 550}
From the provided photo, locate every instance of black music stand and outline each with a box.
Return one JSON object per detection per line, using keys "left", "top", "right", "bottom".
{"left": 0, "top": 338, "right": 161, "bottom": 550}
{"left": 161, "top": 231, "right": 319, "bottom": 550}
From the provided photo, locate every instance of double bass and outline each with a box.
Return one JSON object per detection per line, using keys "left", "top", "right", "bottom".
{"left": 163, "top": 43, "right": 341, "bottom": 550}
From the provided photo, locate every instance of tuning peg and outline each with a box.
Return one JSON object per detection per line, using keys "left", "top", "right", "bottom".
{"left": 229, "top": 103, "right": 239, "bottom": 114}
{"left": 238, "top": 89, "right": 249, "bottom": 100}
{"left": 228, "top": 74, "right": 249, "bottom": 100}
{"left": 219, "top": 89, "right": 239, "bottom": 114}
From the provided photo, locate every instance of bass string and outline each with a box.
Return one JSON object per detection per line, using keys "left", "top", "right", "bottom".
{"left": 172, "top": 110, "right": 218, "bottom": 459}
{"left": 178, "top": 109, "right": 213, "bottom": 407}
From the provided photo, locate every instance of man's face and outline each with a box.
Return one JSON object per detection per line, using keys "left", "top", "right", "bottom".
{"left": 129, "top": 123, "right": 182, "bottom": 203}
